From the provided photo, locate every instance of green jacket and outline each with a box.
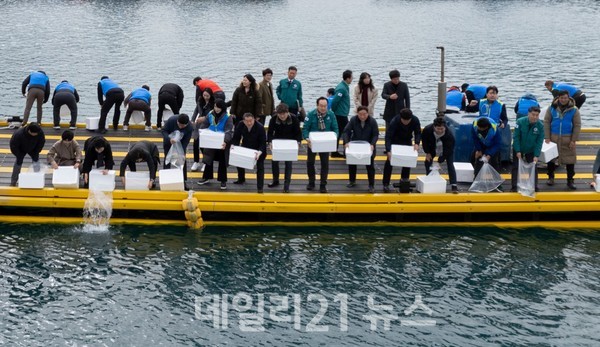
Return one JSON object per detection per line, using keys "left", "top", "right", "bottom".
{"left": 513, "top": 116, "right": 544, "bottom": 157}
{"left": 276, "top": 79, "right": 303, "bottom": 109}
{"left": 330, "top": 80, "right": 350, "bottom": 116}
{"left": 302, "top": 109, "right": 339, "bottom": 139}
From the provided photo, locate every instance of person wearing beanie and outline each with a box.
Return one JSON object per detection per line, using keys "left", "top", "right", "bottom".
{"left": 124, "top": 85, "right": 153, "bottom": 131}
{"left": 21, "top": 70, "right": 50, "bottom": 125}
{"left": 9, "top": 122, "right": 46, "bottom": 186}
{"left": 97, "top": 76, "right": 125, "bottom": 133}
{"left": 52, "top": 80, "right": 80, "bottom": 129}
{"left": 230, "top": 74, "right": 262, "bottom": 126}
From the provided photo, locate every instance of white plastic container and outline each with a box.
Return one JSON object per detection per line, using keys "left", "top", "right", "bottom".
{"left": 125, "top": 171, "right": 150, "bottom": 191}
{"left": 271, "top": 139, "right": 298, "bottom": 161}
{"left": 86, "top": 116, "right": 100, "bottom": 130}
{"left": 539, "top": 142, "right": 559, "bottom": 163}
{"left": 89, "top": 169, "right": 116, "bottom": 192}
{"left": 130, "top": 110, "right": 145, "bottom": 125}
{"left": 309, "top": 131, "right": 337, "bottom": 153}
{"left": 416, "top": 174, "right": 447, "bottom": 194}
{"left": 595, "top": 174, "right": 600, "bottom": 193}
{"left": 390, "top": 145, "right": 418, "bottom": 168}
{"left": 159, "top": 168, "right": 184, "bottom": 191}
{"left": 18, "top": 171, "right": 45, "bottom": 189}
{"left": 59, "top": 105, "right": 71, "bottom": 120}
{"left": 346, "top": 141, "right": 373, "bottom": 165}
{"left": 199, "top": 129, "right": 225, "bottom": 149}
{"left": 162, "top": 109, "right": 175, "bottom": 125}
{"left": 229, "top": 146, "right": 258, "bottom": 170}
{"left": 52, "top": 167, "right": 80, "bottom": 189}
{"left": 454, "top": 162, "right": 475, "bottom": 183}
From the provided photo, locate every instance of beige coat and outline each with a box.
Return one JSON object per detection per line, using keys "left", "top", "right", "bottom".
{"left": 47, "top": 139, "right": 82, "bottom": 166}
{"left": 543, "top": 98, "right": 581, "bottom": 165}
{"left": 258, "top": 80, "right": 275, "bottom": 116}
{"left": 353, "top": 84, "right": 378, "bottom": 116}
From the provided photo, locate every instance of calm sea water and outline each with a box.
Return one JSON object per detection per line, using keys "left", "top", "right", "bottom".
{"left": 0, "top": 224, "right": 599, "bottom": 346}
{"left": 0, "top": 0, "right": 598, "bottom": 126}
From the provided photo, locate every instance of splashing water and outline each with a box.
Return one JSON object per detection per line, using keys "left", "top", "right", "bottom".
{"left": 83, "top": 190, "right": 113, "bottom": 231}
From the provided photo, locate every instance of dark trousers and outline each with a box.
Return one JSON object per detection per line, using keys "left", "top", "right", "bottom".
{"left": 237, "top": 157, "right": 265, "bottom": 190}
{"left": 547, "top": 161, "right": 575, "bottom": 180}
{"left": 202, "top": 150, "right": 227, "bottom": 183}
{"left": 425, "top": 153, "right": 457, "bottom": 185}
{"left": 335, "top": 115, "right": 348, "bottom": 152}
{"left": 124, "top": 99, "right": 152, "bottom": 126}
{"left": 100, "top": 89, "right": 124, "bottom": 130}
{"left": 383, "top": 160, "right": 411, "bottom": 186}
{"left": 574, "top": 93, "right": 586, "bottom": 109}
{"left": 10, "top": 151, "right": 40, "bottom": 185}
{"left": 471, "top": 151, "right": 501, "bottom": 177}
{"left": 163, "top": 139, "right": 188, "bottom": 181}
{"left": 53, "top": 93, "right": 78, "bottom": 127}
{"left": 272, "top": 161, "right": 293, "bottom": 188}
{"left": 349, "top": 155, "right": 375, "bottom": 186}
{"left": 306, "top": 148, "right": 329, "bottom": 185}
{"left": 157, "top": 93, "right": 180, "bottom": 127}
{"left": 193, "top": 138, "right": 202, "bottom": 163}
{"left": 23, "top": 88, "right": 44, "bottom": 124}
{"left": 511, "top": 151, "right": 538, "bottom": 189}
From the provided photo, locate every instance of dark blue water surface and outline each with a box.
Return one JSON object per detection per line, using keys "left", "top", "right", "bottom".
{"left": 0, "top": 223, "right": 599, "bottom": 346}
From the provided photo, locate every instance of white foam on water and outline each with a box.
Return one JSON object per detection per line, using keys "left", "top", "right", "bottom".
{"left": 82, "top": 190, "right": 113, "bottom": 231}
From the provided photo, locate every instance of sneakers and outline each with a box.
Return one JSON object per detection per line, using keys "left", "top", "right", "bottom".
{"left": 200, "top": 164, "right": 205, "bottom": 172}
{"left": 567, "top": 179, "right": 577, "bottom": 190}
{"left": 197, "top": 178, "right": 210, "bottom": 185}
{"left": 123, "top": 125, "right": 129, "bottom": 131}
{"left": 191, "top": 162, "right": 201, "bottom": 171}
{"left": 452, "top": 185, "right": 459, "bottom": 194}
{"left": 383, "top": 185, "right": 391, "bottom": 193}
{"left": 346, "top": 181, "right": 356, "bottom": 188}
{"left": 233, "top": 180, "right": 245, "bottom": 185}
{"left": 145, "top": 126, "right": 152, "bottom": 132}
{"left": 220, "top": 182, "right": 227, "bottom": 190}
{"left": 257, "top": 189, "right": 264, "bottom": 194}
{"left": 306, "top": 183, "right": 315, "bottom": 191}
{"left": 319, "top": 185, "right": 328, "bottom": 193}
{"left": 156, "top": 126, "right": 161, "bottom": 131}
{"left": 546, "top": 178, "right": 554, "bottom": 186}
{"left": 268, "top": 181, "right": 280, "bottom": 188}
{"left": 69, "top": 126, "right": 76, "bottom": 130}
{"left": 368, "top": 186, "right": 375, "bottom": 194}
{"left": 53, "top": 126, "right": 60, "bottom": 130}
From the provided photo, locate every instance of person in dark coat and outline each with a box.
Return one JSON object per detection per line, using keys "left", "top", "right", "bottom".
{"left": 382, "top": 108, "right": 421, "bottom": 193}
{"left": 51, "top": 80, "right": 80, "bottom": 129}
{"left": 81, "top": 136, "right": 115, "bottom": 187}
{"left": 9, "top": 122, "right": 45, "bottom": 186}
{"left": 157, "top": 83, "right": 184, "bottom": 129}
{"left": 422, "top": 117, "right": 458, "bottom": 193}
{"left": 119, "top": 141, "right": 160, "bottom": 189}
{"left": 232, "top": 113, "right": 267, "bottom": 193}
{"left": 381, "top": 69, "right": 410, "bottom": 128}
{"left": 267, "top": 103, "right": 302, "bottom": 193}
{"left": 229, "top": 74, "right": 262, "bottom": 126}
{"left": 342, "top": 106, "right": 379, "bottom": 193}
{"left": 162, "top": 114, "right": 193, "bottom": 182}
{"left": 191, "top": 88, "right": 215, "bottom": 171}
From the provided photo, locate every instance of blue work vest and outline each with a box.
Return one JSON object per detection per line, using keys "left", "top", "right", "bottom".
{"left": 208, "top": 112, "right": 230, "bottom": 132}
{"left": 479, "top": 99, "right": 503, "bottom": 124}
{"left": 446, "top": 90, "right": 463, "bottom": 108}
{"left": 29, "top": 71, "right": 48, "bottom": 89}
{"left": 467, "top": 84, "right": 487, "bottom": 100}
{"left": 553, "top": 83, "right": 578, "bottom": 97}
{"left": 516, "top": 97, "right": 539, "bottom": 118}
{"left": 55, "top": 82, "right": 75, "bottom": 93}
{"left": 130, "top": 88, "right": 151, "bottom": 104}
{"left": 550, "top": 106, "right": 576, "bottom": 136}
{"left": 100, "top": 78, "right": 120, "bottom": 95}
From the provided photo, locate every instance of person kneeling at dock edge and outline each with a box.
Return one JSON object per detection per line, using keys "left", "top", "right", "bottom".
{"left": 302, "top": 97, "right": 339, "bottom": 193}
{"left": 511, "top": 106, "right": 544, "bottom": 192}
{"left": 267, "top": 103, "right": 302, "bottom": 193}
{"left": 196, "top": 99, "right": 234, "bottom": 190}
{"left": 422, "top": 117, "right": 458, "bottom": 194}
{"left": 9, "top": 122, "right": 45, "bottom": 187}
{"left": 382, "top": 108, "right": 421, "bottom": 193}
{"left": 120, "top": 141, "right": 160, "bottom": 189}
{"left": 342, "top": 106, "right": 379, "bottom": 193}
{"left": 81, "top": 136, "right": 115, "bottom": 188}
{"left": 471, "top": 117, "right": 502, "bottom": 189}
{"left": 47, "top": 130, "right": 82, "bottom": 169}
{"left": 232, "top": 113, "right": 267, "bottom": 193}
{"left": 543, "top": 90, "right": 581, "bottom": 190}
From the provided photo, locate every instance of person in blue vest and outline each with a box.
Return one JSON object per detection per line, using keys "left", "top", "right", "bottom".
{"left": 97, "top": 76, "right": 125, "bottom": 133}
{"left": 196, "top": 99, "right": 234, "bottom": 190}
{"left": 330, "top": 69, "right": 353, "bottom": 158}
{"left": 510, "top": 106, "right": 544, "bottom": 192}
{"left": 463, "top": 83, "right": 487, "bottom": 112}
{"left": 326, "top": 88, "right": 335, "bottom": 110}
{"left": 445, "top": 85, "right": 465, "bottom": 111}
{"left": 478, "top": 86, "right": 508, "bottom": 128}
{"left": 162, "top": 114, "right": 193, "bottom": 185}
{"left": 21, "top": 71, "right": 50, "bottom": 125}
{"left": 471, "top": 117, "right": 502, "bottom": 182}
{"left": 51, "top": 80, "right": 79, "bottom": 130}
{"left": 514, "top": 93, "right": 540, "bottom": 119}
{"left": 545, "top": 80, "right": 586, "bottom": 109}
{"left": 543, "top": 90, "right": 582, "bottom": 190}
{"left": 123, "top": 85, "right": 152, "bottom": 132}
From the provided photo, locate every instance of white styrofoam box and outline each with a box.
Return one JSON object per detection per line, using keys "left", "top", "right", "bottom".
{"left": 346, "top": 141, "right": 373, "bottom": 165}
{"left": 199, "top": 129, "right": 225, "bottom": 149}
{"left": 59, "top": 105, "right": 72, "bottom": 120}
{"left": 390, "top": 145, "right": 418, "bottom": 168}
{"left": 159, "top": 168, "right": 184, "bottom": 191}
{"left": 130, "top": 110, "right": 145, "bottom": 125}
{"left": 86, "top": 116, "right": 100, "bottom": 130}
{"left": 454, "top": 162, "right": 475, "bottom": 183}
{"left": 125, "top": 171, "right": 150, "bottom": 191}
{"left": 229, "top": 146, "right": 258, "bottom": 170}
{"left": 162, "top": 109, "right": 175, "bottom": 125}
{"left": 272, "top": 139, "right": 298, "bottom": 162}
{"left": 89, "top": 169, "right": 116, "bottom": 192}
{"left": 595, "top": 175, "right": 600, "bottom": 193}
{"left": 416, "top": 174, "right": 447, "bottom": 194}
{"left": 52, "top": 167, "right": 80, "bottom": 189}
{"left": 539, "top": 142, "right": 558, "bottom": 163}
{"left": 309, "top": 131, "right": 337, "bottom": 153}
{"left": 18, "top": 171, "right": 45, "bottom": 189}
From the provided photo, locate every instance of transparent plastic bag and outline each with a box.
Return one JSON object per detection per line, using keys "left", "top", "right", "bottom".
{"left": 165, "top": 130, "right": 185, "bottom": 169}
{"left": 517, "top": 158, "right": 536, "bottom": 198}
{"left": 468, "top": 161, "right": 504, "bottom": 193}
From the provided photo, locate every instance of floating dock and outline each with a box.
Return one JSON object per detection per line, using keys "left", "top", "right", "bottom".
{"left": 1, "top": 122, "right": 599, "bottom": 229}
